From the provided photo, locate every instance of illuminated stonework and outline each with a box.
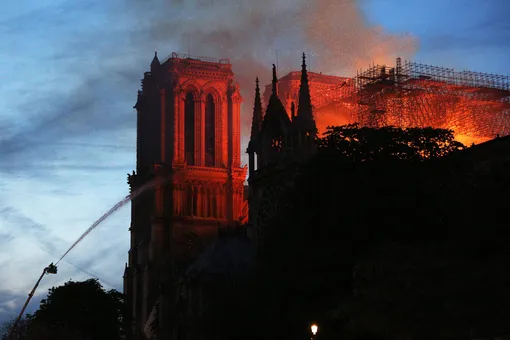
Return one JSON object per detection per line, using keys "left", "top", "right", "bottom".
{"left": 124, "top": 52, "right": 247, "bottom": 339}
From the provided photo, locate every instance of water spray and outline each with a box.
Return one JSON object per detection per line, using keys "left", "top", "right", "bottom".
{"left": 56, "top": 178, "right": 160, "bottom": 265}
{"left": 55, "top": 194, "right": 132, "bottom": 265}
{"left": 7, "top": 177, "right": 162, "bottom": 339}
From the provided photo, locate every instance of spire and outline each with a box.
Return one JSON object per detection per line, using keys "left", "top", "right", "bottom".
{"left": 249, "top": 77, "right": 263, "bottom": 145}
{"left": 294, "top": 53, "right": 317, "bottom": 158}
{"left": 263, "top": 64, "right": 291, "bottom": 131}
{"left": 272, "top": 64, "right": 278, "bottom": 96}
{"left": 297, "top": 52, "right": 312, "bottom": 119}
{"left": 151, "top": 51, "right": 160, "bottom": 69}
{"left": 260, "top": 64, "right": 291, "bottom": 143}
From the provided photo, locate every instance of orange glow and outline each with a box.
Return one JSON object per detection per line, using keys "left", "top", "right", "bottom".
{"left": 448, "top": 133, "right": 489, "bottom": 146}
{"left": 263, "top": 66, "right": 510, "bottom": 145}
{"left": 315, "top": 105, "right": 354, "bottom": 136}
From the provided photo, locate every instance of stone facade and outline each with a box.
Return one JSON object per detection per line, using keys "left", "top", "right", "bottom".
{"left": 124, "top": 52, "right": 246, "bottom": 339}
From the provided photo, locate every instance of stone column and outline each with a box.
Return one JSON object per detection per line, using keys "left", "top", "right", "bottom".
{"left": 232, "top": 95, "right": 242, "bottom": 167}
{"left": 160, "top": 88, "right": 167, "bottom": 163}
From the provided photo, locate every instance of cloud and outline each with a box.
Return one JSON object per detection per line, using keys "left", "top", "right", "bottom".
{"left": 1, "top": 0, "right": 418, "bottom": 174}
{"left": 0, "top": 2, "right": 142, "bottom": 178}
{"left": 0, "top": 291, "right": 34, "bottom": 322}
{"left": 124, "top": 0, "right": 417, "bottom": 137}
{"left": 410, "top": 0, "right": 510, "bottom": 55}
{"left": 0, "top": 204, "right": 66, "bottom": 261}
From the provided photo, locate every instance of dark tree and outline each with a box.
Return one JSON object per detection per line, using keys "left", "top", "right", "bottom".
{"left": 319, "top": 124, "right": 464, "bottom": 161}
{"left": 1, "top": 317, "right": 30, "bottom": 340}
{"left": 25, "top": 279, "right": 125, "bottom": 340}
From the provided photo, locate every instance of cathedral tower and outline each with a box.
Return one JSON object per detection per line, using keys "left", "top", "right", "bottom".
{"left": 247, "top": 54, "right": 317, "bottom": 252}
{"left": 258, "top": 64, "right": 292, "bottom": 167}
{"left": 124, "top": 52, "right": 246, "bottom": 339}
{"left": 293, "top": 52, "right": 317, "bottom": 158}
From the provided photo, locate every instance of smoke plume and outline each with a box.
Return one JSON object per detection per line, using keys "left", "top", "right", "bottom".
{"left": 127, "top": 0, "right": 418, "bottom": 140}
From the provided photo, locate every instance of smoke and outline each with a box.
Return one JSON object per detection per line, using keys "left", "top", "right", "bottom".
{"left": 126, "top": 0, "right": 418, "bottom": 140}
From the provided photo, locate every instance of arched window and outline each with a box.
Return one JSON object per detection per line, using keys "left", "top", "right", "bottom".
{"left": 205, "top": 94, "right": 215, "bottom": 167}
{"left": 184, "top": 92, "right": 195, "bottom": 165}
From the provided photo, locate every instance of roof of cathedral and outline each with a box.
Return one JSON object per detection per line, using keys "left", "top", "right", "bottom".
{"left": 267, "top": 71, "right": 351, "bottom": 84}
{"left": 185, "top": 227, "right": 256, "bottom": 281}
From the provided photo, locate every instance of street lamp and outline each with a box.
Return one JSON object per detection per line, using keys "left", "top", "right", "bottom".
{"left": 311, "top": 324, "right": 318, "bottom": 338}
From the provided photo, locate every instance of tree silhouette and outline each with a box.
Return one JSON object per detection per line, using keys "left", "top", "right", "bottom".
{"left": 13, "top": 279, "right": 126, "bottom": 340}
{"left": 319, "top": 124, "right": 464, "bottom": 161}
{"left": 1, "top": 317, "right": 30, "bottom": 340}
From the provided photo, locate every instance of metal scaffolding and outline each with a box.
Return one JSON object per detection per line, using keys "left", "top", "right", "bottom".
{"left": 351, "top": 58, "right": 510, "bottom": 143}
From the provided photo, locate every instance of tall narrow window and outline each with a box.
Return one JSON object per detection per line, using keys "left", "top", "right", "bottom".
{"left": 186, "top": 184, "right": 193, "bottom": 216}
{"left": 205, "top": 94, "right": 215, "bottom": 167}
{"left": 192, "top": 186, "right": 198, "bottom": 216}
{"left": 184, "top": 92, "right": 195, "bottom": 165}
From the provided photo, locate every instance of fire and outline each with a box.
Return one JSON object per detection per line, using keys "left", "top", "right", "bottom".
{"left": 314, "top": 106, "right": 352, "bottom": 136}
{"left": 262, "top": 61, "right": 510, "bottom": 145}
{"left": 450, "top": 133, "right": 490, "bottom": 146}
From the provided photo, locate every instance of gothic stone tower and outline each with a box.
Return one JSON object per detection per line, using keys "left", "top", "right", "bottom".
{"left": 247, "top": 54, "right": 317, "bottom": 251}
{"left": 124, "top": 52, "right": 246, "bottom": 339}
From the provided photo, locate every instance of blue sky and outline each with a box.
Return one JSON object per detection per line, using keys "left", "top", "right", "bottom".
{"left": 0, "top": 0, "right": 509, "bottom": 323}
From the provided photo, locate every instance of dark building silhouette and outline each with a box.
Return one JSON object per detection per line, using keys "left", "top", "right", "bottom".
{"left": 124, "top": 51, "right": 318, "bottom": 339}
{"left": 247, "top": 53, "right": 318, "bottom": 251}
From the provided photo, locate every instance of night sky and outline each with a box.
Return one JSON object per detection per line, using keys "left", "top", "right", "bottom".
{"left": 0, "top": 0, "right": 509, "bottom": 322}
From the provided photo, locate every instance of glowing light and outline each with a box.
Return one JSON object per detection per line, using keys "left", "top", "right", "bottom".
{"left": 263, "top": 67, "right": 510, "bottom": 144}
{"left": 311, "top": 324, "right": 318, "bottom": 335}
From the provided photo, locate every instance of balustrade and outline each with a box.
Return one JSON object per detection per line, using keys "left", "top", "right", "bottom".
{"left": 173, "top": 182, "right": 227, "bottom": 219}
